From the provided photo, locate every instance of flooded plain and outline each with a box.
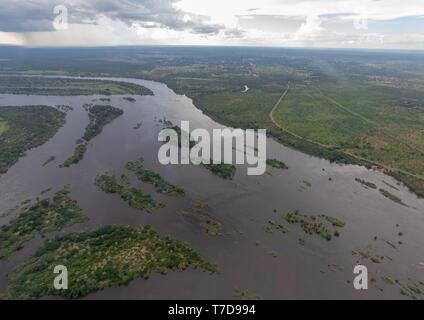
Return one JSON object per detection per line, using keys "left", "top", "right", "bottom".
{"left": 0, "top": 77, "right": 423, "bottom": 299}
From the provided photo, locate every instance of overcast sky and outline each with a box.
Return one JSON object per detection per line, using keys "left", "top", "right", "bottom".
{"left": 0, "top": 0, "right": 423, "bottom": 49}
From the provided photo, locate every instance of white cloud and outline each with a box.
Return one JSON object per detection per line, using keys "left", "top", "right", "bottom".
{"left": 0, "top": 0, "right": 423, "bottom": 49}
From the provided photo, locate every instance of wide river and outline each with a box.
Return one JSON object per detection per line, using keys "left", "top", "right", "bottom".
{"left": 0, "top": 77, "right": 423, "bottom": 299}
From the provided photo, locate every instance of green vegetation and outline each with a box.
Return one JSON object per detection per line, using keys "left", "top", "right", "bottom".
{"left": 383, "top": 181, "right": 399, "bottom": 191}
{"left": 232, "top": 288, "right": 261, "bottom": 300}
{"left": 133, "top": 122, "right": 142, "bottom": 130}
{"left": 379, "top": 189, "right": 408, "bottom": 206}
{"left": 355, "top": 178, "right": 377, "bottom": 189}
{"left": 266, "top": 159, "right": 288, "bottom": 170}
{"left": 0, "top": 188, "right": 86, "bottom": 260}
{"left": 303, "top": 180, "right": 312, "bottom": 188}
{"left": 95, "top": 173, "right": 162, "bottom": 210}
{"left": 383, "top": 276, "right": 395, "bottom": 285}
{"left": 6, "top": 225, "right": 217, "bottom": 299}
{"left": 269, "top": 251, "right": 278, "bottom": 258}
{"left": 56, "top": 105, "right": 73, "bottom": 113}
{"left": 40, "top": 187, "right": 52, "bottom": 195}
{"left": 266, "top": 220, "right": 290, "bottom": 234}
{"left": 199, "top": 215, "right": 222, "bottom": 236}
{"left": 203, "top": 163, "right": 236, "bottom": 180}
{"left": 283, "top": 210, "right": 345, "bottom": 241}
{"left": 324, "top": 215, "right": 346, "bottom": 228}
{"left": 59, "top": 143, "right": 87, "bottom": 168}
{"left": 0, "top": 106, "right": 65, "bottom": 174}
{"left": 0, "top": 76, "right": 153, "bottom": 96}
{"left": 83, "top": 105, "right": 123, "bottom": 141}
{"left": 177, "top": 201, "right": 223, "bottom": 236}
{"left": 42, "top": 156, "right": 55, "bottom": 167}
{"left": 181, "top": 210, "right": 222, "bottom": 236}
{"left": 123, "top": 97, "right": 136, "bottom": 102}
{"left": 60, "top": 105, "right": 123, "bottom": 167}
{"left": 0, "top": 119, "right": 9, "bottom": 135}
{"left": 126, "top": 160, "right": 185, "bottom": 197}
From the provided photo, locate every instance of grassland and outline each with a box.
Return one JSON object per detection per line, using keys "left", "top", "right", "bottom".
{"left": 126, "top": 160, "right": 185, "bottom": 197}
{"left": 6, "top": 225, "right": 217, "bottom": 299}
{"left": 0, "top": 188, "right": 87, "bottom": 260}
{"left": 0, "top": 76, "right": 153, "bottom": 96}
{"left": 95, "top": 173, "right": 162, "bottom": 210}
{"left": 0, "top": 106, "right": 66, "bottom": 174}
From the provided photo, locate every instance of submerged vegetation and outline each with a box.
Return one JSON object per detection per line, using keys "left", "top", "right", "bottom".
{"left": 278, "top": 210, "right": 346, "bottom": 241}
{"left": 0, "top": 188, "right": 86, "bottom": 260}
{"left": 126, "top": 160, "right": 185, "bottom": 197}
{"left": 177, "top": 201, "right": 223, "bottom": 236}
{"left": 266, "top": 159, "right": 288, "bottom": 170}
{"left": 0, "top": 106, "right": 65, "bottom": 174}
{"left": 355, "top": 178, "right": 377, "bottom": 189}
{"left": 6, "top": 225, "right": 217, "bottom": 299}
{"left": 202, "top": 163, "right": 236, "bottom": 180}
{"left": 95, "top": 173, "right": 162, "bottom": 210}
{"left": 232, "top": 288, "right": 261, "bottom": 300}
{"left": 41, "top": 156, "right": 55, "bottom": 167}
{"left": 379, "top": 189, "right": 408, "bottom": 207}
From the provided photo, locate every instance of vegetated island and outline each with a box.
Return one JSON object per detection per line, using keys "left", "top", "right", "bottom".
{"left": 267, "top": 210, "right": 345, "bottom": 241}
{"left": 41, "top": 156, "right": 56, "bottom": 167}
{"left": 5, "top": 225, "right": 217, "bottom": 299}
{"left": 379, "top": 189, "right": 408, "bottom": 207}
{"left": 355, "top": 178, "right": 377, "bottom": 189}
{"left": 0, "top": 106, "right": 66, "bottom": 174}
{"left": 0, "top": 187, "right": 87, "bottom": 260}
{"left": 126, "top": 160, "right": 185, "bottom": 197}
{"left": 60, "top": 105, "right": 123, "bottom": 167}
{"left": 0, "top": 76, "right": 153, "bottom": 96}
{"left": 123, "top": 97, "right": 136, "bottom": 102}
{"left": 95, "top": 173, "right": 163, "bottom": 210}
{"left": 266, "top": 159, "right": 288, "bottom": 170}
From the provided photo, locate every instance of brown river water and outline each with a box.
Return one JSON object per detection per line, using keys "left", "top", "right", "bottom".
{"left": 0, "top": 77, "right": 423, "bottom": 299}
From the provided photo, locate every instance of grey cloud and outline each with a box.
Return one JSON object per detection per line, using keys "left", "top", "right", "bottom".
{"left": 0, "top": 0, "right": 225, "bottom": 34}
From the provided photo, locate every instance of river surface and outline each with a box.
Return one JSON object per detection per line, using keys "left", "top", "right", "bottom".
{"left": 0, "top": 77, "right": 423, "bottom": 299}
